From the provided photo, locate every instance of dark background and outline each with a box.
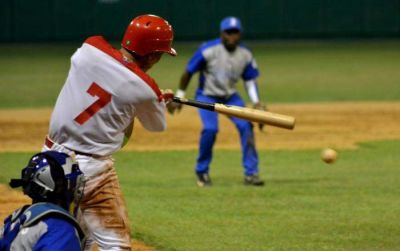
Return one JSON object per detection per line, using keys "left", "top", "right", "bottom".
{"left": 1, "top": 0, "right": 399, "bottom": 42}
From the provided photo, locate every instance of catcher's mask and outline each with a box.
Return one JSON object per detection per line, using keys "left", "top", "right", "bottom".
{"left": 9, "top": 151, "right": 83, "bottom": 210}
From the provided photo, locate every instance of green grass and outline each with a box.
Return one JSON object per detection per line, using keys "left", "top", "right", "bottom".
{"left": 1, "top": 39, "right": 399, "bottom": 250}
{"left": 1, "top": 40, "right": 399, "bottom": 108}
{"left": 1, "top": 140, "right": 399, "bottom": 250}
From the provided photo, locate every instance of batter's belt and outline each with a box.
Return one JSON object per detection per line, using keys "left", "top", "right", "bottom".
{"left": 45, "top": 136, "right": 95, "bottom": 157}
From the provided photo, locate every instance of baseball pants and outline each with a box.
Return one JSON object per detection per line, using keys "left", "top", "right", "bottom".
{"left": 195, "top": 92, "right": 259, "bottom": 176}
{"left": 43, "top": 140, "right": 132, "bottom": 251}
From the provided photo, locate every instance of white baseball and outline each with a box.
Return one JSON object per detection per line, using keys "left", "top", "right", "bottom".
{"left": 321, "top": 148, "right": 337, "bottom": 164}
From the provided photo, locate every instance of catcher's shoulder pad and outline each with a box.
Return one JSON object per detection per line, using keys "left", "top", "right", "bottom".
{"left": 22, "top": 202, "right": 84, "bottom": 240}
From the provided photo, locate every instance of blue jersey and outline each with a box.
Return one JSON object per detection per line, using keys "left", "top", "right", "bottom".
{"left": 0, "top": 203, "right": 84, "bottom": 251}
{"left": 186, "top": 38, "right": 259, "bottom": 97}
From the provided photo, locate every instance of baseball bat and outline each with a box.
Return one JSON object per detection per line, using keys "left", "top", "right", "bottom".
{"left": 172, "top": 97, "right": 295, "bottom": 130}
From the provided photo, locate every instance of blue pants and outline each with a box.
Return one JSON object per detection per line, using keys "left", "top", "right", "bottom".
{"left": 195, "top": 92, "right": 259, "bottom": 176}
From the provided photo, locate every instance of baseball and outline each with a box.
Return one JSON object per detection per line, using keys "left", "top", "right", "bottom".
{"left": 321, "top": 148, "right": 337, "bottom": 164}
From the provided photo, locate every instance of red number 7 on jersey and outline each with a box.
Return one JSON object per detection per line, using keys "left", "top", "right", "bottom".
{"left": 74, "top": 82, "right": 112, "bottom": 125}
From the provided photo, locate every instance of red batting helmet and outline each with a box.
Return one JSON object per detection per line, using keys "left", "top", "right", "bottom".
{"left": 121, "top": 14, "right": 177, "bottom": 56}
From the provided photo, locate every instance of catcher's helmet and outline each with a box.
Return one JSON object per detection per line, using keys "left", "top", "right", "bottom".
{"left": 121, "top": 14, "right": 177, "bottom": 56}
{"left": 10, "top": 151, "right": 82, "bottom": 207}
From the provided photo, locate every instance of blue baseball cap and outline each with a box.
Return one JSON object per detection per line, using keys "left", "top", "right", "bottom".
{"left": 220, "top": 17, "right": 242, "bottom": 32}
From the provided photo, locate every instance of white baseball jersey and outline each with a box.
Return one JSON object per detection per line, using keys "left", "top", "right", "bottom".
{"left": 48, "top": 36, "right": 166, "bottom": 156}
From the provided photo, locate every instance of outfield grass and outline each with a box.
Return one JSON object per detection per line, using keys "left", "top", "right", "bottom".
{"left": 1, "top": 141, "right": 399, "bottom": 250}
{"left": 0, "top": 40, "right": 399, "bottom": 108}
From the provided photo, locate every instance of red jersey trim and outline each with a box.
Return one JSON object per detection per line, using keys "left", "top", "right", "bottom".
{"left": 84, "top": 36, "right": 162, "bottom": 101}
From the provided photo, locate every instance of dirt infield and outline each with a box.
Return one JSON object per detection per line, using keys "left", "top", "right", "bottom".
{"left": 1, "top": 102, "right": 399, "bottom": 250}
{"left": 1, "top": 102, "right": 399, "bottom": 152}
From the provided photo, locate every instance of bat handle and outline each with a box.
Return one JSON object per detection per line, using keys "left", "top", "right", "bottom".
{"left": 173, "top": 97, "right": 215, "bottom": 111}
{"left": 172, "top": 97, "right": 183, "bottom": 103}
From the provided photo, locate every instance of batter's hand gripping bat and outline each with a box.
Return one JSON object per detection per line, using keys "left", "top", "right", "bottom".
{"left": 172, "top": 97, "right": 295, "bottom": 130}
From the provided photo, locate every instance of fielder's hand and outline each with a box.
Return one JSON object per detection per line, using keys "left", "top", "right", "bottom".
{"left": 253, "top": 102, "right": 268, "bottom": 131}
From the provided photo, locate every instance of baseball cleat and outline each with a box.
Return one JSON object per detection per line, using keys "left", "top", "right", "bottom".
{"left": 244, "top": 175, "right": 264, "bottom": 186}
{"left": 196, "top": 173, "right": 212, "bottom": 187}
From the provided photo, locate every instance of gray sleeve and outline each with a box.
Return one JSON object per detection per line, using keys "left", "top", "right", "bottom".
{"left": 10, "top": 222, "right": 48, "bottom": 251}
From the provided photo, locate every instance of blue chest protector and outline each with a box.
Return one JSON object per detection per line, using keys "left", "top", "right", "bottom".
{"left": 0, "top": 202, "right": 84, "bottom": 251}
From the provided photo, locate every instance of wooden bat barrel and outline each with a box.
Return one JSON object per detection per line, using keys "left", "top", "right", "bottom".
{"left": 214, "top": 104, "right": 296, "bottom": 130}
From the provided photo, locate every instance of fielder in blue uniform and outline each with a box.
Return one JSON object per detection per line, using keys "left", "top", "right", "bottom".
{"left": 170, "top": 17, "right": 266, "bottom": 187}
{"left": 0, "top": 151, "right": 84, "bottom": 250}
